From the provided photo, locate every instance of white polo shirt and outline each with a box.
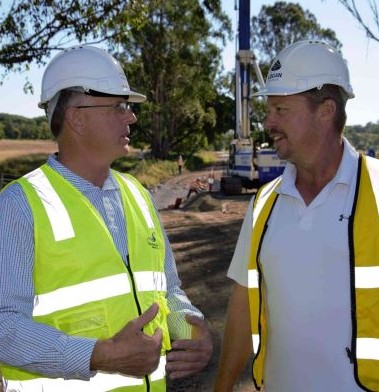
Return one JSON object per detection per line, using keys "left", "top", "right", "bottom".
{"left": 228, "top": 138, "right": 365, "bottom": 392}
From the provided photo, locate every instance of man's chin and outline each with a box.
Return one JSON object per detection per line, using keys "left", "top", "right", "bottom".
{"left": 275, "top": 150, "right": 289, "bottom": 161}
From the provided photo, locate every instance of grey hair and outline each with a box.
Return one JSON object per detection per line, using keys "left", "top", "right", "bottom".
{"left": 49, "top": 89, "right": 85, "bottom": 137}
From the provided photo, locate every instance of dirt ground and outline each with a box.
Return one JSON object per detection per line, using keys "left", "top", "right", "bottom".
{"left": 157, "top": 168, "right": 256, "bottom": 391}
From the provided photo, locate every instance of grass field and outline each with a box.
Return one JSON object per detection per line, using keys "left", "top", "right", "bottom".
{"left": 0, "top": 139, "right": 58, "bottom": 163}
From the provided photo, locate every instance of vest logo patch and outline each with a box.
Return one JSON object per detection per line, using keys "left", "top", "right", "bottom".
{"left": 147, "top": 232, "right": 159, "bottom": 249}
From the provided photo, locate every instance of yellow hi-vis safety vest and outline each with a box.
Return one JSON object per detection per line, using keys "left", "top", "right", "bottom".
{"left": 1, "top": 164, "right": 171, "bottom": 392}
{"left": 248, "top": 154, "right": 379, "bottom": 392}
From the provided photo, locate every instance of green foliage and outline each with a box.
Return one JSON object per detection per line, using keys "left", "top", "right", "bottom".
{"left": 111, "top": 0, "right": 231, "bottom": 159}
{"left": 0, "top": 1, "right": 145, "bottom": 80}
{"left": 195, "top": 150, "right": 220, "bottom": 164}
{"left": 0, "top": 154, "right": 49, "bottom": 177}
{"left": 112, "top": 155, "right": 181, "bottom": 188}
{"left": 3, "top": 0, "right": 377, "bottom": 162}
{"left": 183, "top": 150, "right": 221, "bottom": 171}
{"left": 0, "top": 113, "right": 51, "bottom": 139}
{"left": 111, "top": 156, "right": 140, "bottom": 173}
{"left": 128, "top": 159, "right": 178, "bottom": 188}
{"left": 205, "top": 93, "right": 235, "bottom": 148}
{"left": 344, "top": 121, "right": 379, "bottom": 154}
{"left": 252, "top": 2, "right": 342, "bottom": 64}
{"left": 1, "top": 154, "right": 176, "bottom": 189}
{"left": 184, "top": 154, "right": 206, "bottom": 171}
{"left": 0, "top": 122, "right": 5, "bottom": 139}
{"left": 0, "top": 0, "right": 232, "bottom": 159}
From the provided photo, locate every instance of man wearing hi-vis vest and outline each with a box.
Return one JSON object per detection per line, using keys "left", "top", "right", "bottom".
{"left": 0, "top": 45, "right": 212, "bottom": 392}
{"left": 215, "top": 40, "right": 379, "bottom": 392}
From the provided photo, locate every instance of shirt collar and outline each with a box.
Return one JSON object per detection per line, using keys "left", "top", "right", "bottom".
{"left": 277, "top": 137, "right": 359, "bottom": 196}
{"left": 47, "top": 154, "right": 119, "bottom": 192}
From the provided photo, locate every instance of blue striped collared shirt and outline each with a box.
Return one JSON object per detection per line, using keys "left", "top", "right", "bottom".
{"left": 0, "top": 155, "right": 201, "bottom": 380}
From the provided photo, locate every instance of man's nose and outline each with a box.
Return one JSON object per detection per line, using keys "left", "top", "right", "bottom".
{"left": 123, "top": 110, "right": 137, "bottom": 125}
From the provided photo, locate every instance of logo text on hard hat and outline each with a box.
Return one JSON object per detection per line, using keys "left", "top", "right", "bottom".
{"left": 267, "top": 72, "right": 282, "bottom": 81}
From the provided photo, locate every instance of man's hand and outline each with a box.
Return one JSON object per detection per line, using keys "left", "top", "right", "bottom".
{"left": 90, "top": 303, "right": 163, "bottom": 376}
{"left": 166, "top": 315, "right": 213, "bottom": 379}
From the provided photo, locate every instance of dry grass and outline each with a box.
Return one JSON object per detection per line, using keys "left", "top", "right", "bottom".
{"left": 0, "top": 139, "right": 58, "bottom": 163}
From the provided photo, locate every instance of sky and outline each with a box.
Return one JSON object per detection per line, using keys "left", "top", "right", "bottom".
{"left": 0, "top": 0, "right": 378, "bottom": 126}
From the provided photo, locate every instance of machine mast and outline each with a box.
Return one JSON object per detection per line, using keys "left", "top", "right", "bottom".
{"left": 221, "top": 0, "right": 285, "bottom": 194}
{"left": 235, "top": 0, "right": 265, "bottom": 140}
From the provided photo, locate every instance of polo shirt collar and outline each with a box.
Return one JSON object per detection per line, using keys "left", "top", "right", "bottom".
{"left": 277, "top": 137, "right": 359, "bottom": 196}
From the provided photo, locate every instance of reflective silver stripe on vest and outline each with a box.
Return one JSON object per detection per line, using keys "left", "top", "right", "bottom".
{"left": 151, "top": 354, "right": 166, "bottom": 381}
{"left": 356, "top": 338, "right": 379, "bottom": 360}
{"left": 33, "top": 273, "right": 131, "bottom": 317}
{"left": 252, "top": 334, "right": 260, "bottom": 354}
{"left": 25, "top": 168, "right": 75, "bottom": 242}
{"left": 366, "top": 156, "right": 379, "bottom": 214}
{"left": 5, "top": 356, "right": 166, "bottom": 392}
{"left": 33, "top": 271, "right": 167, "bottom": 317}
{"left": 248, "top": 269, "right": 259, "bottom": 288}
{"left": 120, "top": 176, "right": 155, "bottom": 229}
{"left": 355, "top": 266, "right": 379, "bottom": 288}
{"left": 134, "top": 271, "right": 167, "bottom": 292}
{"left": 252, "top": 177, "right": 281, "bottom": 227}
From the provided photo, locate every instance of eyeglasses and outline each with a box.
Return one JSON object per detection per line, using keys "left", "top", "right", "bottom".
{"left": 74, "top": 102, "right": 132, "bottom": 115}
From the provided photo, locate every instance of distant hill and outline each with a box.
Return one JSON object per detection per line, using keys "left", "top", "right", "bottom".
{"left": 0, "top": 113, "right": 378, "bottom": 156}
{"left": 0, "top": 113, "right": 50, "bottom": 140}
{"left": 344, "top": 121, "right": 379, "bottom": 155}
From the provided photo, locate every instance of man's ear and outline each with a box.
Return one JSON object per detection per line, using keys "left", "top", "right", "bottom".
{"left": 65, "top": 107, "right": 85, "bottom": 134}
{"left": 318, "top": 98, "right": 336, "bottom": 123}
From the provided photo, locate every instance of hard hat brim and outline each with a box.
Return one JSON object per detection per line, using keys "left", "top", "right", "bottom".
{"left": 252, "top": 86, "right": 355, "bottom": 99}
{"left": 38, "top": 89, "right": 147, "bottom": 109}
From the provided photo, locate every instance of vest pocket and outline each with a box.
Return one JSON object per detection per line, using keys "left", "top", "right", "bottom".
{"left": 54, "top": 303, "right": 110, "bottom": 338}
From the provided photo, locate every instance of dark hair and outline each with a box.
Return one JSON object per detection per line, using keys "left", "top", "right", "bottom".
{"left": 301, "top": 84, "right": 348, "bottom": 133}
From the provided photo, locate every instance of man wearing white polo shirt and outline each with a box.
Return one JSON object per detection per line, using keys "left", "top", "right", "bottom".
{"left": 214, "top": 41, "right": 379, "bottom": 392}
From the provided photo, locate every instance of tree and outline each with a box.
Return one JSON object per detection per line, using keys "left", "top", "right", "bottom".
{"left": 0, "top": 114, "right": 50, "bottom": 139}
{"left": 0, "top": 0, "right": 231, "bottom": 158}
{"left": 0, "top": 1, "right": 146, "bottom": 84}
{"left": 111, "top": 0, "right": 231, "bottom": 159}
{"left": 0, "top": 122, "right": 5, "bottom": 139}
{"left": 252, "top": 2, "right": 341, "bottom": 63}
{"left": 334, "top": 0, "right": 379, "bottom": 43}
{"left": 249, "top": 2, "right": 343, "bottom": 133}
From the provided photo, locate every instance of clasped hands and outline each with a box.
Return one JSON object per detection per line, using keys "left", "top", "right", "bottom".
{"left": 90, "top": 303, "right": 213, "bottom": 379}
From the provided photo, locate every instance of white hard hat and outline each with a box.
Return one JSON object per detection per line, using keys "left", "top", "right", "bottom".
{"left": 253, "top": 40, "right": 354, "bottom": 99}
{"left": 38, "top": 45, "right": 146, "bottom": 108}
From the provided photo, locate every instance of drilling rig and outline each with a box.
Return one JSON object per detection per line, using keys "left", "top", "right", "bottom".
{"left": 220, "top": 0, "right": 285, "bottom": 194}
